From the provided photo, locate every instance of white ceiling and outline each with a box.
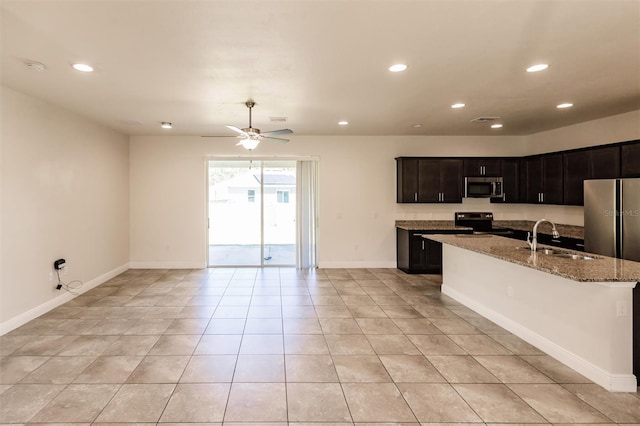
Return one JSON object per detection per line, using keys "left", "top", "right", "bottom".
{"left": 1, "top": 0, "right": 639, "bottom": 137}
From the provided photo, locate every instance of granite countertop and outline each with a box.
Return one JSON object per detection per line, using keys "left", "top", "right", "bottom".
{"left": 425, "top": 234, "right": 640, "bottom": 283}
{"left": 494, "top": 220, "right": 584, "bottom": 239}
{"left": 395, "top": 220, "right": 473, "bottom": 231}
{"left": 396, "top": 220, "right": 584, "bottom": 239}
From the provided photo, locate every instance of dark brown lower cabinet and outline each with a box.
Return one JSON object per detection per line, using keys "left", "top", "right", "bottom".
{"left": 396, "top": 228, "right": 471, "bottom": 274}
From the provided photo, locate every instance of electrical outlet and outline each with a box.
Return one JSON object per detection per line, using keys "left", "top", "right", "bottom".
{"left": 616, "top": 301, "right": 628, "bottom": 317}
{"left": 507, "top": 286, "right": 514, "bottom": 297}
{"left": 48, "top": 272, "right": 53, "bottom": 281}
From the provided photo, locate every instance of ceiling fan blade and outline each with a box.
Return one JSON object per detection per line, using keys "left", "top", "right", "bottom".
{"left": 264, "top": 136, "right": 289, "bottom": 143}
{"left": 225, "top": 125, "right": 248, "bottom": 136}
{"left": 262, "top": 128, "right": 293, "bottom": 136}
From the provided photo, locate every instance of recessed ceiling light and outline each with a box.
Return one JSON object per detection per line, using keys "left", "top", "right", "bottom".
{"left": 338, "top": 121, "right": 349, "bottom": 126}
{"left": 557, "top": 102, "right": 574, "bottom": 109}
{"left": 412, "top": 124, "right": 422, "bottom": 128}
{"left": 161, "top": 122, "right": 172, "bottom": 129}
{"left": 389, "top": 64, "right": 407, "bottom": 72}
{"left": 491, "top": 123, "right": 503, "bottom": 129}
{"left": 526, "top": 63, "right": 549, "bottom": 73}
{"left": 451, "top": 103, "right": 466, "bottom": 109}
{"left": 72, "top": 63, "right": 94, "bottom": 72}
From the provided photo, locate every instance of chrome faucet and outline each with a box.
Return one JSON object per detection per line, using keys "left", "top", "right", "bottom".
{"left": 527, "top": 219, "right": 560, "bottom": 252}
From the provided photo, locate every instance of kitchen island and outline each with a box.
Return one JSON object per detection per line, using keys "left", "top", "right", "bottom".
{"left": 426, "top": 234, "right": 640, "bottom": 392}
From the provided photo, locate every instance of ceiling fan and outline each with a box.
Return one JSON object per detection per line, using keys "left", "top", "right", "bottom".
{"left": 203, "top": 101, "right": 293, "bottom": 150}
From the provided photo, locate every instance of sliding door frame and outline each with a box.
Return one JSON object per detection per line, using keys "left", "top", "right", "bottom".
{"left": 206, "top": 156, "right": 317, "bottom": 267}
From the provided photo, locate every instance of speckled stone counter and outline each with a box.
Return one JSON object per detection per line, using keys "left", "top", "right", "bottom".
{"left": 395, "top": 220, "right": 472, "bottom": 231}
{"left": 396, "top": 219, "right": 584, "bottom": 239}
{"left": 426, "top": 234, "right": 640, "bottom": 283}
{"left": 494, "top": 220, "right": 584, "bottom": 239}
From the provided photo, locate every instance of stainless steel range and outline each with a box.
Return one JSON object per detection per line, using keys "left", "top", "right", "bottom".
{"left": 454, "top": 212, "right": 513, "bottom": 235}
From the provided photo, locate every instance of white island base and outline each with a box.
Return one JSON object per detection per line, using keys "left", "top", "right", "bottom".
{"left": 440, "top": 244, "right": 637, "bottom": 392}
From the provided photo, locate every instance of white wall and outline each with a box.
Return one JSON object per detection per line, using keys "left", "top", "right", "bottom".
{"left": 130, "top": 134, "right": 526, "bottom": 269}
{"left": 129, "top": 110, "right": 639, "bottom": 269}
{"left": 2, "top": 82, "right": 636, "bottom": 333}
{"left": 0, "top": 86, "right": 130, "bottom": 331}
{"left": 525, "top": 110, "right": 640, "bottom": 154}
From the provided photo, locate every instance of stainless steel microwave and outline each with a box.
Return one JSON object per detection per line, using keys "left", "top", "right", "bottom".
{"left": 464, "top": 176, "right": 503, "bottom": 198}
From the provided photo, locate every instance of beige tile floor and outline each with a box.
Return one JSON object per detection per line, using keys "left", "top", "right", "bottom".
{"left": 1, "top": 267, "right": 639, "bottom": 425}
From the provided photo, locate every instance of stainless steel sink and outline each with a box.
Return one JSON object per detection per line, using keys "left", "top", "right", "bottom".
{"left": 515, "top": 246, "right": 562, "bottom": 254}
{"left": 515, "top": 246, "right": 599, "bottom": 260}
{"left": 550, "top": 253, "right": 599, "bottom": 260}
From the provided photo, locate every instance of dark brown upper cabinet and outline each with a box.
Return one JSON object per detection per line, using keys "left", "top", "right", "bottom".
{"left": 563, "top": 150, "right": 590, "bottom": 206}
{"left": 525, "top": 154, "right": 563, "bottom": 204}
{"left": 397, "top": 139, "right": 633, "bottom": 207}
{"left": 564, "top": 145, "right": 621, "bottom": 205}
{"left": 396, "top": 158, "right": 463, "bottom": 203}
{"left": 397, "top": 157, "right": 419, "bottom": 203}
{"left": 491, "top": 158, "right": 520, "bottom": 203}
{"left": 621, "top": 140, "right": 640, "bottom": 178}
{"left": 463, "top": 158, "right": 502, "bottom": 177}
{"left": 590, "top": 145, "right": 621, "bottom": 179}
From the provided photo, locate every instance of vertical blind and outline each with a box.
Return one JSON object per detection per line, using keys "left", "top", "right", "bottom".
{"left": 296, "top": 160, "right": 319, "bottom": 268}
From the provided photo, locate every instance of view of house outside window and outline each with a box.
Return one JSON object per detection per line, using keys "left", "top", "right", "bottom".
{"left": 208, "top": 161, "right": 296, "bottom": 266}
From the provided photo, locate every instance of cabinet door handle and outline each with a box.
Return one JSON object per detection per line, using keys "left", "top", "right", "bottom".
{"left": 502, "top": 193, "right": 506, "bottom": 202}
{"left": 541, "top": 192, "right": 544, "bottom": 203}
{"left": 481, "top": 166, "right": 485, "bottom": 175}
{"left": 422, "top": 241, "right": 425, "bottom": 250}
{"left": 414, "top": 192, "right": 417, "bottom": 202}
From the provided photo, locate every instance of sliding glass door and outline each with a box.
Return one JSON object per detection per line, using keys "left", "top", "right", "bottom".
{"left": 208, "top": 160, "right": 297, "bottom": 266}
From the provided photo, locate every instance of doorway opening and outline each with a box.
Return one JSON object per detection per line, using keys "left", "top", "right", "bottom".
{"left": 208, "top": 160, "right": 297, "bottom": 266}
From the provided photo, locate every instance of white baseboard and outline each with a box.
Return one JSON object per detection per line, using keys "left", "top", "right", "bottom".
{"left": 129, "top": 261, "right": 207, "bottom": 269}
{"left": 130, "top": 261, "right": 396, "bottom": 270}
{"left": 0, "top": 263, "right": 130, "bottom": 336}
{"left": 442, "top": 284, "right": 637, "bottom": 392}
{"left": 319, "top": 261, "right": 397, "bottom": 269}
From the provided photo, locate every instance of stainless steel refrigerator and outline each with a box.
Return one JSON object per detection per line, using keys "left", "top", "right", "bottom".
{"left": 584, "top": 178, "right": 640, "bottom": 262}
{"left": 584, "top": 178, "right": 640, "bottom": 378}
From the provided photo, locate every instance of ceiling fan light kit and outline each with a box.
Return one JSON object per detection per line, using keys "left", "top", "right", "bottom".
{"left": 222, "top": 101, "right": 293, "bottom": 150}
{"left": 236, "top": 138, "right": 260, "bottom": 150}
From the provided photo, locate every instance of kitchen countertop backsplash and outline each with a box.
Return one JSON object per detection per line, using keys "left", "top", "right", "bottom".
{"left": 493, "top": 220, "right": 584, "bottom": 239}
{"left": 396, "top": 220, "right": 584, "bottom": 239}
{"left": 395, "top": 220, "right": 473, "bottom": 231}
